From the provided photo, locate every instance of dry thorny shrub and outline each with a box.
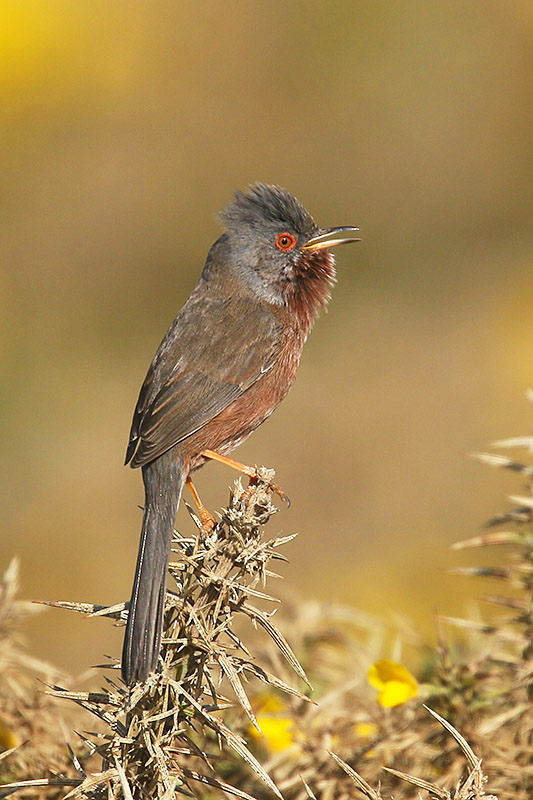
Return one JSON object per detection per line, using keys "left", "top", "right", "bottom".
{"left": 0, "top": 559, "right": 77, "bottom": 797}
{"left": 1, "top": 402, "right": 533, "bottom": 798}
{"left": 1, "top": 468, "right": 313, "bottom": 799}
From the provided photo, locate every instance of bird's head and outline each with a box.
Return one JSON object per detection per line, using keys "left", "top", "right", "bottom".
{"left": 216, "top": 183, "right": 359, "bottom": 315}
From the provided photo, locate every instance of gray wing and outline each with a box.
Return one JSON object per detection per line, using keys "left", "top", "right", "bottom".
{"left": 126, "top": 287, "right": 281, "bottom": 468}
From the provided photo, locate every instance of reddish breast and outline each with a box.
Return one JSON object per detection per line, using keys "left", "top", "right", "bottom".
{"left": 184, "top": 248, "right": 335, "bottom": 470}
{"left": 184, "top": 315, "right": 304, "bottom": 469}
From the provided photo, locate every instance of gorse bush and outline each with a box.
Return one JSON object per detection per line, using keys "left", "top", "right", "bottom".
{"left": 1, "top": 404, "right": 532, "bottom": 798}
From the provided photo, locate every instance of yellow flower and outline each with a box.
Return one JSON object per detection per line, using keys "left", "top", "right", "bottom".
{"left": 249, "top": 694, "right": 298, "bottom": 754}
{"left": 0, "top": 720, "right": 19, "bottom": 750}
{"left": 354, "top": 721, "right": 379, "bottom": 739}
{"left": 250, "top": 716, "right": 295, "bottom": 753}
{"left": 367, "top": 659, "right": 418, "bottom": 707}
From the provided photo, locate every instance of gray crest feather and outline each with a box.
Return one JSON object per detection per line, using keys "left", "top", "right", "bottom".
{"left": 219, "top": 183, "right": 316, "bottom": 236}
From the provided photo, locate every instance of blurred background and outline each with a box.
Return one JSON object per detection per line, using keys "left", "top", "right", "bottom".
{"left": 2, "top": 0, "right": 533, "bottom": 675}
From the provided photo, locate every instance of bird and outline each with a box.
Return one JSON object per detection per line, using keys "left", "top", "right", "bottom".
{"left": 121, "top": 183, "right": 359, "bottom": 685}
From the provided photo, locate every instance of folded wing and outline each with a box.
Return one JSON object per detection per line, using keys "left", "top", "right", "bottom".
{"left": 125, "top": 290, "right": 281, "bottom": 468}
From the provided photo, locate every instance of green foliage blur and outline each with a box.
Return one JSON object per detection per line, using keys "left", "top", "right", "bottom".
{"left": 2, "top": 0, "right": 533, "bottom": 673}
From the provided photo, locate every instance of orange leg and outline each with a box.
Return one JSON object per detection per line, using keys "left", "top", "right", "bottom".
{"left": 186, "top": 476, "right": 216, "bottom": 532}
{"left": 201, "top": 450, "right": 289, "bottom": 506}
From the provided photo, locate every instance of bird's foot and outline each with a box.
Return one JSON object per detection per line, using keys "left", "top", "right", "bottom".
{"left": 200, "top": 450, "right": 290, "bottom": 507}
{"left": 186, "top": 477, "right": 216, "bottom": 533}
{"left": 242, "top": 476, "right": 290, "bottom": 507}
{"left": 199, "top": 508, "right": 216, "bottom": 534}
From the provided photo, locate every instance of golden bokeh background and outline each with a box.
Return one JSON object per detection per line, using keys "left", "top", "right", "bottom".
{"left": 2, "top": 1, "right": 533, "bottom": 674}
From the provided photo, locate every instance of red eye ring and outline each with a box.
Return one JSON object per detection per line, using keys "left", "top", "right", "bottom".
{"left": 275, "top": 232, "right": 297, "bottom": 251}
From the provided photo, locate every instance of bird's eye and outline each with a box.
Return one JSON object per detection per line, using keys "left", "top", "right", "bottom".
{"left": 275, "top": 232, "right": 297, "bottom": 251}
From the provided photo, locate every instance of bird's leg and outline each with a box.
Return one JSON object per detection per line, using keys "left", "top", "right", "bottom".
{"left": 200, "top": 449, "right": 289, "bottom": 505}
{"left": 185, "top": 477, "right": 216, "bottom": 532}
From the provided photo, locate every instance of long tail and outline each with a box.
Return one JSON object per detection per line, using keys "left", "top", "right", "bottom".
{"left": 121, "top": 450, "right": 186, "bottom": 685}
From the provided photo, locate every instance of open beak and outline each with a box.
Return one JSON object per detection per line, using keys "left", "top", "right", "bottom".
{"left": 302, "top": 226, "right": 360, "bottom": 251}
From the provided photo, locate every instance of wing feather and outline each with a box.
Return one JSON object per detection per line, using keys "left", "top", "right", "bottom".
{"left": 125, "top": 286, "right": 280, "bottom": 468}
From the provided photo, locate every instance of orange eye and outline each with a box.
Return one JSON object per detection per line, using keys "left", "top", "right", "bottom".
{"left": 275, "top": 232, "right": 297, "bottom": 251}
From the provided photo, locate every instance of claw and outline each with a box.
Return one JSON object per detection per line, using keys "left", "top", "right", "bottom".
{"left": 200, "top": 512, "right": 216, "bottom": 534}
{"left": 269, "top": 482, "right": 290, "bottom": 508}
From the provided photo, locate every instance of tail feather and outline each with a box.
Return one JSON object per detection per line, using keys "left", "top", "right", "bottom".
{"left": 122, "top": 450, "right": 185, "bottom": 685}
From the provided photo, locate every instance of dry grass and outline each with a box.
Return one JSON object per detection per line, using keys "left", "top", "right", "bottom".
{"left": 0, "top": 559, "right": 79, "bottom": 798}
{"left": 1, "top": 407, "right": 532, "bottom": 798}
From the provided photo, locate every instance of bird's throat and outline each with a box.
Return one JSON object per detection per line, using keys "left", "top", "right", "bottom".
{"left": 286, "top": 250, "right": 336, "bottom": 334}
